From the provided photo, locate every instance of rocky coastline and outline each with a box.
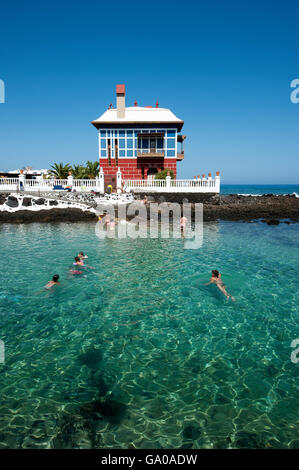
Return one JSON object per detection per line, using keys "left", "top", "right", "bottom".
{"left": 0, "top": 192, "right": 298, "bottom": 224}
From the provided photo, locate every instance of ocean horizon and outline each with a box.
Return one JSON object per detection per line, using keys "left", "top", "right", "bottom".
{"left": 220, "top": 184, "right": 299, "bottom": 196}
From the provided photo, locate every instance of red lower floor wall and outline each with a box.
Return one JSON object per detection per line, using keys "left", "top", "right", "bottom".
{"left": 100, "top": 158, "right": 177, "bottom": 187}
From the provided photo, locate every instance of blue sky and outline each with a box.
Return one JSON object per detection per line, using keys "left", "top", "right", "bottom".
{"left": 0, "top": 0, "right": 298, "bottom": 183}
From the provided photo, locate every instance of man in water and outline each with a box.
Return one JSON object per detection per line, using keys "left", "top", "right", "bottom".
{"left": 78, "top": 251, "right": 88, "bottom": 260}
{"left": 206, "top": 270, "right": 235, "bottom": 301}
{"left": 45, "top": 274, "right": 60, "bottom": 289}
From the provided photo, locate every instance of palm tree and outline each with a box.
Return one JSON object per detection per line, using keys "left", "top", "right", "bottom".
{"left": 49, "top": 162, "right": 72, "bottom": 179}
{"left": 85, "top": 160, "right": 99, "bottom": 179}
{"left": 72, "top": 164, "right": 87, "bottom": 179}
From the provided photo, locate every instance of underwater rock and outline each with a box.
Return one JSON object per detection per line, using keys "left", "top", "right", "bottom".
{"left": 79, "top": 348, "right": 102, "bottom": 369}
{"left": 78, "top": 397, "right": 126, "bottom": 425}
{"left": 266, "top": 219, "right": 280, "bottom": 225}
{"left": 53, "top": 413, "right": 95, "bottom": 449}
{"left": 235, "top": 431, "right": 259, "bottom": 449}
{"left": 182, "top": 423, "right": 202, "bottom": 440}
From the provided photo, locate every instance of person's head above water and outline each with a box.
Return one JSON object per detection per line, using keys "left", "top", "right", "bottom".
{"left": 53, "top": 274, "right": 59, "bottom": 282}
{"left": 212, "top": 270, "right": 220, "bottom": 278}
{"left": 75, "top": 256, "right": 80, "bottom": 262}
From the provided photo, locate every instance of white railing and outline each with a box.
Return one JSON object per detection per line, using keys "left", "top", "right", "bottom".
{"left": 125, "top": 179, "right": 166, "bottom": 189}
{"left": 124, "top": 177, "right": 220, "bottom": 193}
{"left": 0, "top": 178, "right": 98, "bottom": 192}
{"left": 0, "top": 174, "right": 220, "bottom": 194}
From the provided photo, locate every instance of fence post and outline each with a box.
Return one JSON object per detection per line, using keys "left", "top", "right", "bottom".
{"left": 215, "top": 171, "right": 220, "bottom": 193}
{"left": 166, "top": 171, "right": 171, "bottom": 190}
{"left": 18, "top": 170, "right": 25, "bottom": 192}
{"left": 117, "top": 167, "right": 122, "bottom": 194}
{"left": 98, "top": 167, "right": 104, "bottom": 194}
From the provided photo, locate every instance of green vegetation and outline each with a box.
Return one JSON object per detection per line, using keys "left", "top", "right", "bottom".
{"left": 155, "top": 169, "right": 174, "bottom": 180}
{"left": 48, "top": 162, "right": 72, "bottom": 179}
{"left": 49, "top": 161, "right": 99, "bottom": 179}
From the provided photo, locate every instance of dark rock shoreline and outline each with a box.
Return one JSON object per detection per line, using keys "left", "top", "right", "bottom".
{"left": 0, "top": 208, "right": 97, "bottom": 223}
{"left": 0, "top": 193, "right": 298, "bottom": 223}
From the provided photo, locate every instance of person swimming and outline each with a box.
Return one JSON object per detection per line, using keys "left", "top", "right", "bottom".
{"left": 206, "top": 270, "right": 235, "bottom": 301}
{"left": 78, "top": 251, "right": 88, "bottom": 260}
{"left": 73, "top": 256, "right": 84, "bottom": 266}
{"left": 45, "top": 274, "right": 60, "bottom": 289}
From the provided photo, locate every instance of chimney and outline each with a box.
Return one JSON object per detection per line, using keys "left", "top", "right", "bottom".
{"left": 116, "top": 84, "right": 125, "bottom": 119}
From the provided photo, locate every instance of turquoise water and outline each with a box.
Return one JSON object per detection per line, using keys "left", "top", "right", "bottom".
{"left": 221, "top": 184, "right": 299, "bottom": 196}
{"left": 0, "top": 221, "right": 298, "bottom": 449}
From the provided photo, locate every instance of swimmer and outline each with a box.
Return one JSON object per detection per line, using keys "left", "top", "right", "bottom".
{"left": 180, "top": 216, "right": 187, "bottom": 231}
{"left": 73, "top": 256, "right": 84, "bottom": 266}
{"left": 73, "top": 256, "right": 95, "bottom": 270}
{"left": 205, "top": 270, "right": 235, "bottom": 301}
{"left": 78, "top": 251, "right": 88, "bottom": 259}
{"left": 45, "top": 274, "right": 60, "bottom": 289}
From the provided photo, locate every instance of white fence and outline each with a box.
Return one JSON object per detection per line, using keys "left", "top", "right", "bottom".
{"left": 0, "top": 178, "right": 100, "bottom": 193}
{"left": 0, "top": 171, "right": 220, "bottom": 194}
{"left": 124, "top": 177, "right": 220, "bottom": 193}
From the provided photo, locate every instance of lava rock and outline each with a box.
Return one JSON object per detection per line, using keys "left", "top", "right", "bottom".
{"left": 22, "top": 197, "right": 32, "bottom": 207}
{"left": 79, "top": 348, "right": 102, "bottom": 369}
{"left": 6, "top": 196, "right": 19, "bottom": 208}
{"left": 182, "top": 423, "right": 202, "bottom": 440}
{"left": 34, "top": 198, "right": 45, "bottom": 205}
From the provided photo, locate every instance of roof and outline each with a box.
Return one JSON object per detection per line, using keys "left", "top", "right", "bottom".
{"left": 91, "top": 106, "right": 184, "bottom": 131}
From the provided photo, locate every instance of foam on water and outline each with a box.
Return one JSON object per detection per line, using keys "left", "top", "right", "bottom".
{"left": 0, "top": 221, "right": 298, "bottom": 449}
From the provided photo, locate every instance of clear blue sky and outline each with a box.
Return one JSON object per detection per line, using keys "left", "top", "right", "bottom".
{"left": 0, "top": 0, "right": 298, "bottom": 183}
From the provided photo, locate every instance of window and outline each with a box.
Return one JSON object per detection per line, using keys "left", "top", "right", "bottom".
{"left": 108, "top": 138, "right": 111, "bottom": 165}
{"left": 119, "top": 138, "right": 126, "bottom": 149}
{"left": 167, "top": 150, "right": 175, "bottom": 157}
{"left": 157, "top": 138, "right": 163, "bottom": 149}
{"left": 127, "top": 139, "right": 133, "bottom": 149}
{"left": 100, "top": 130, "right": 106, "bottom": 137}
{"left": 115, "top": 138, "right": 118, "bottom": 166}
{"left": 101, "top": 139, "right": 106, "bottom": 149}
{"left": 167, "top": 130, "right": 175, "bottom": 137}
{"left": 167, "top": 138, "right": 176, "bottom": 149}
{"left": 101, "top": 150, "right": 107, "bottom": 157}
{"left": 142, "top": 139, "right": 149, "bottom": 149}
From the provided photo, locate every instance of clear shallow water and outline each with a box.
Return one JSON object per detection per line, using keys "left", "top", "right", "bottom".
{"left": 221, "top": 184, "right": 299, "bottom": 196}
{"left": 0, "top": 221, "right": 298, "bottom": 449}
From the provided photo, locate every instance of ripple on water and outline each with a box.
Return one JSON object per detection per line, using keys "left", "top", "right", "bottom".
{"left": 0, "top": 221, "right": 298, "bottom": 448}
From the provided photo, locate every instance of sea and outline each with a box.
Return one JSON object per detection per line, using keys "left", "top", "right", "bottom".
{"left": 0, "top": 184, "right": 298, "bottom": 449}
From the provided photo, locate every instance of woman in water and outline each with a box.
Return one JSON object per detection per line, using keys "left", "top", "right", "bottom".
{"left": 206, "top": 270, "right": 235, "bottom": 301}
{"left": 73, "top": 256, "right": 84, "bottom": 266}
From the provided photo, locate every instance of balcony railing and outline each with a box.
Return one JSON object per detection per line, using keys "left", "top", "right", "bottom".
{"left": 137, "top": 149, "right": 164, "bottom": 158}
